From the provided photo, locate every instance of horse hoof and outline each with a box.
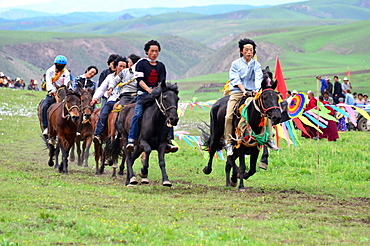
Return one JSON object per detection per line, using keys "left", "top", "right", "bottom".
{"left": 139, "top": 173, "right": 148, "bottom": 178}
{"left": 203, "top": 166, "right": 212, "bottom": 175}
{"left": 259, "top": 162, "right": 268, "bottom": 170}
{"left": 141, "top": 178, "right": 149, "bottom": 184}
{"left": 126, "top": 184, "right": 135, "bottom": 188}
{"left": 130, "top": 177, "right": 138, "bottom": 185}
{"left": 48, "top": 160, "right": 54, "bottom": 167}
{"left": 112, "top": 164, "right": 118, "bottom": 168}
{"left": 118, "top": 171, "right": 124, "bottom": 176}
{"left": 239, "top": 188, "right": 246, "bottom": 192}
{"left": 230, "top": 181, "right": 237, "bottom": 187}
{"left": 162, "top": 181, "right": 172, "bottom": 187}
{"left": 70, "top": 157, "right": 75, "bottom": 162}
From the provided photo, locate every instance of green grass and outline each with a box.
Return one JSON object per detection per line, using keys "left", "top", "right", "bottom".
{"left": 0, "top": 88, "right": 369, "bottom": 245}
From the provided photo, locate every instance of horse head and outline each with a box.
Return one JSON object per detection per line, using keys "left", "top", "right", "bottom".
{"left": 153, "top": 80, "right": 180, "bottom": 127}
{"left": 80, "top": 90, "right": 93, "bottom": 121}
{"left": 64, "top": 91, "right": 81, "bottom": 123}
{"left": 55, "top": 85, "right": 67, "bottom": 103}
{"left": 258, "top": 66, "right": 281, "bottom": 125}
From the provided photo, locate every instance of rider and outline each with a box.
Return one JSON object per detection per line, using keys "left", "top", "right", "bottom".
{"left": 126, "top": 40, "right": 177, "bottom": 153}
{"left": 70, "top": 66, "right": 99, "bottom": 93}
{"left": 224, "top": 38, "right": 279, "bottom": 156}
{"left": 91, "top": 56, "right": 127, "bottom": 144}
{"left": 41, "top": 55, "right": 71, "bottom": 136}
{"left": 108, "top": 53, "right": 141, "bottom": 109}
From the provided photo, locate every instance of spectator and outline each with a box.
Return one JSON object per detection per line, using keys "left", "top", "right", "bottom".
{"left": 326, "top": 76, "right": 333, "bottom": 96}
{"left": 364, "top": 94, "right": 369, "bottom": 104}
{"left": 323, "top": 91, "right": 334, "bottom": 104}
{"left": 341, "top": 77, "right": 352, "bottom": 92}
{"left": 355, "top": 93, "right": 364, "bottom": 105}
{"left": 286, "top": 90, "right": 293, "bottom": 105}
{"left": 316, "top": 75, "right": 327, "bottom": 95}
{"left": 333, "top": 75, "right": 344, "bottom": 104}
{"left": 344, "top": 89, "right": 355, "bottom": 105}
{"left": 14, "top": 77, "right": 23, "bottom": 89}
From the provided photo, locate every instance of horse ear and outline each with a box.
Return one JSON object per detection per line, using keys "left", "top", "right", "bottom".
{"left": 160, "top": 79, "right": 166, "bottom": 88}
{"left": 265, "top": 66, "right": 270, "bottom": 73}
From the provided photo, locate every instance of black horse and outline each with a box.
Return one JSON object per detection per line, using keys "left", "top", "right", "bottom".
{"left": 202, "top": 67, "right": 282, "bottom": 190}
{"left": 114, "top": 81, "right": 180, "bottom": 186}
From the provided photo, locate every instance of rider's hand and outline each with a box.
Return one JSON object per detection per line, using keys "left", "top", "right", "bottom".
{"left": 90, "top": 99, "right": 98, "bottom": 106}
{"left": 148, "top": 88, "right": 153, "bottom": 94}
{"left": 107, "top": 88, "right": 113, "bottom": 96}
{"left": 49, "top": 91, "right": 56, "bottom": 96}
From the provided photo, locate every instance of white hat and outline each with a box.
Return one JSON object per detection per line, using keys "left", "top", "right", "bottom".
{"left": 16, "top": 77, "right": 20, "bottom": 81}
{"left": 0, "top": 72, "right": 4, "bottom": 77}
{"left": 292, "top": 90, "right": 298, "bottom": 94}
{"left": 343, "top": 77, "right": 348, "bottom": 81}
{"left": 34, "top": 80, "right": 38, "bottom": 85}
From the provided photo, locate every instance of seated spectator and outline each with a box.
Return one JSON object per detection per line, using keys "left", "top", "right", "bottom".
{"left": 318, "top": 95, "right": 339, "bottom": 141}
{"left": 355, "top": 93, "right": 365, "bottom": 105}
{"left": 323, "top": 91, "right": 334, "bottom": 104}
{"left": 364, "top": 94, "right": 369, "bottom": 105}
{"left": 14, "top": 77, "right": 23, "bottom": 89}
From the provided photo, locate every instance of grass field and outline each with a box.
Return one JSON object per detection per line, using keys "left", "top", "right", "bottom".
{"left": 0, "top": 88, "right": 369, "bottom": 245}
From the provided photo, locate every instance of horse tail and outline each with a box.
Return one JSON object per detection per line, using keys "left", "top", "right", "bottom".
{"left": 197, "top": 121, "right": 211, "bottom": 150}
{"left": 209, "top": 100, "right": 225, "bottom": 151}
{"left": 104, "top": 136, "right": 123, "bottom": 163}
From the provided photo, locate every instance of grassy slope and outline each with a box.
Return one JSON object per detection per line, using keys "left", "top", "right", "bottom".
{"left": 0, "top": 88, "right": 369, "bottom": 245}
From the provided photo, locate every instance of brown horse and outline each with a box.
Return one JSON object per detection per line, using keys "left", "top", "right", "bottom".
{"left": 70, "top": 90, "right": 94, "bottom": 167}
{"left": 37, "top": 85, "right": 68, "bottom": 135}
{"left": 90, "top": 107, "right": 123, "bottom": 177}
{"left": 47, "top": 91, "right": 81, "bottom": 173}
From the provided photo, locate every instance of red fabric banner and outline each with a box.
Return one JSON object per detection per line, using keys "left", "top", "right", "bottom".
{"left": 274, "top": 56, "right": 288, "bottom": 99}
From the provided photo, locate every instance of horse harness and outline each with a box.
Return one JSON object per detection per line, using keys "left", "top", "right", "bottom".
{"left": 155, "top": 92, "right": 177, "bottom": 116}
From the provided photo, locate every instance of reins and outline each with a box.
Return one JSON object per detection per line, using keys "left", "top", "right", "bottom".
{"left": 155, "top": 92, "right": 177, "bottom": 116}
{"left": 62, "top": 99, "right": 80, "bottom": 119}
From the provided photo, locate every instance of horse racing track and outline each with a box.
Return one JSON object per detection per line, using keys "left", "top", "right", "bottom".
{"left": 0, "top": 89, "right": 369, "bottom": 245}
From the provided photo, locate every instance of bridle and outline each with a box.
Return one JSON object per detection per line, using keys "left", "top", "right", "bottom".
{"left": 62, "top": 96, "right": 81, "bottom": 119}
{"left": 254, "top": 88, "right": 280, "bottom": 116}
{"left": 155, "top": 91, "right": 178, "bottom": 116}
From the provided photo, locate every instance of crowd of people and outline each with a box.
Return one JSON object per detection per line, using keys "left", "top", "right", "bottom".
{"left": 316, "top": 75, "right": 370, "bottom": 105}
{"left": 0, "top": 71, "right": 46, "bottom": 91}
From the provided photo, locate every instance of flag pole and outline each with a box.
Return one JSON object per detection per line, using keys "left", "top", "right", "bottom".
{"left": 316, "top": 77, "right": 321, "bottom": 190}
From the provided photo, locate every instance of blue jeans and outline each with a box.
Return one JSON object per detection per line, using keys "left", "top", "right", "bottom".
{"left": 42, "top": 94, "right": 56, "bottom": 128}
{"left": 128, "top": 93, "right": 148, "bottom": 140}
{"left": 95, "top": 100, "right": 115, "bottom": 137}
{"left": 128, "top": 92, "right": 174, "bottom": 141}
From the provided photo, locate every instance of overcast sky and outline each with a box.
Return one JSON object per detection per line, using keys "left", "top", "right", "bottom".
{"left": 0, "top": 0, "right": 304, "bottom": 13}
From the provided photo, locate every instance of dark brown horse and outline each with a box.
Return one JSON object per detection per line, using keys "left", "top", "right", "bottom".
{"left": 202, "top": 67, "right": 282, "bottom": 190}
{"left": 90, "top": 107, "right": 123, "bottom": 177}
{"left": 113, "top": 81, "right": 180, "bottom": 186}
{"left": 46, "top": 91, "right": 81, "bottom": 173}
{"left": 70, "top": 90, "right": 94, "bottom": 167}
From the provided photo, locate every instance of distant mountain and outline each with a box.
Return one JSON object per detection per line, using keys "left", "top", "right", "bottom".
{"left": 0, "top": 8, "right": 53, "bottom": 20}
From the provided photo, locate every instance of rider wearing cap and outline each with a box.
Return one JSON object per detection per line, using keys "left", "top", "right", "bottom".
{"left": 41, "top": 55, "right": 71, "bottom": 136}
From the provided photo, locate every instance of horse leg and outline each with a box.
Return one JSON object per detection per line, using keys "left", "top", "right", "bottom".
{"left": 157, "top": 143, "right": 171, "bottom": 187}
{"left": 259, "top": 145, "right": 269, "bottom": 170}
{"left": 243, "top": 148, "right": 259, "bottom": 180}
{"left": 203, "top": 148, "right": 216, "bottom": 175}
{"left": 76, "top": 139, "right": 82, "bottom": 166}
{"left": 55, "top": 142, "right": 60, "bottom": 169}
{"left": 83, "top": 136, "right": 92, "bottom": 168}
{"left": 225, "top": 156, "right": 237, "bottom": 187}
{"left": 69, "top": 142, "right": 75, "bottom": 162}
{"left": 118, "top": 152, "right": 125, "bottom": 176}
{"left": 237, "top": 150, "right": 247, "bottom": 191}
{"left": 47, "top": 141, "right": 55, "bottom": 167}
{"left": 125, "top": 150, "right": 139, "bottom": 186}
{"left": 139, "top": 151, "right": 150, "bottom": 184}
{"left": 94, "top": 142, "right": 102, "bottom": 175}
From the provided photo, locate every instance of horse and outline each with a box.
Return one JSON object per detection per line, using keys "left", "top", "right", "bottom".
{"left": 90, "top": 107, "right": 124, "bottom": 177}
{"left": 46, "top": 91, "right": 81, "bottom": 173}
{"left": 202, "top": 67, "right": 282, "bottom": 190}
{"left": 37, "top": 85, "right": 68, "bottom": 136}
{"left": 114, "top": 80, "right": 179, "bottom": 186}
{"left": 69, "top": 90, "right": 94, "bottom": 167}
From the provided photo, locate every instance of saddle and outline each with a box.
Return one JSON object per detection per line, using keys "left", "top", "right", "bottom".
{"left": 233, "top": 97, "right": 269, "bottom": 148}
